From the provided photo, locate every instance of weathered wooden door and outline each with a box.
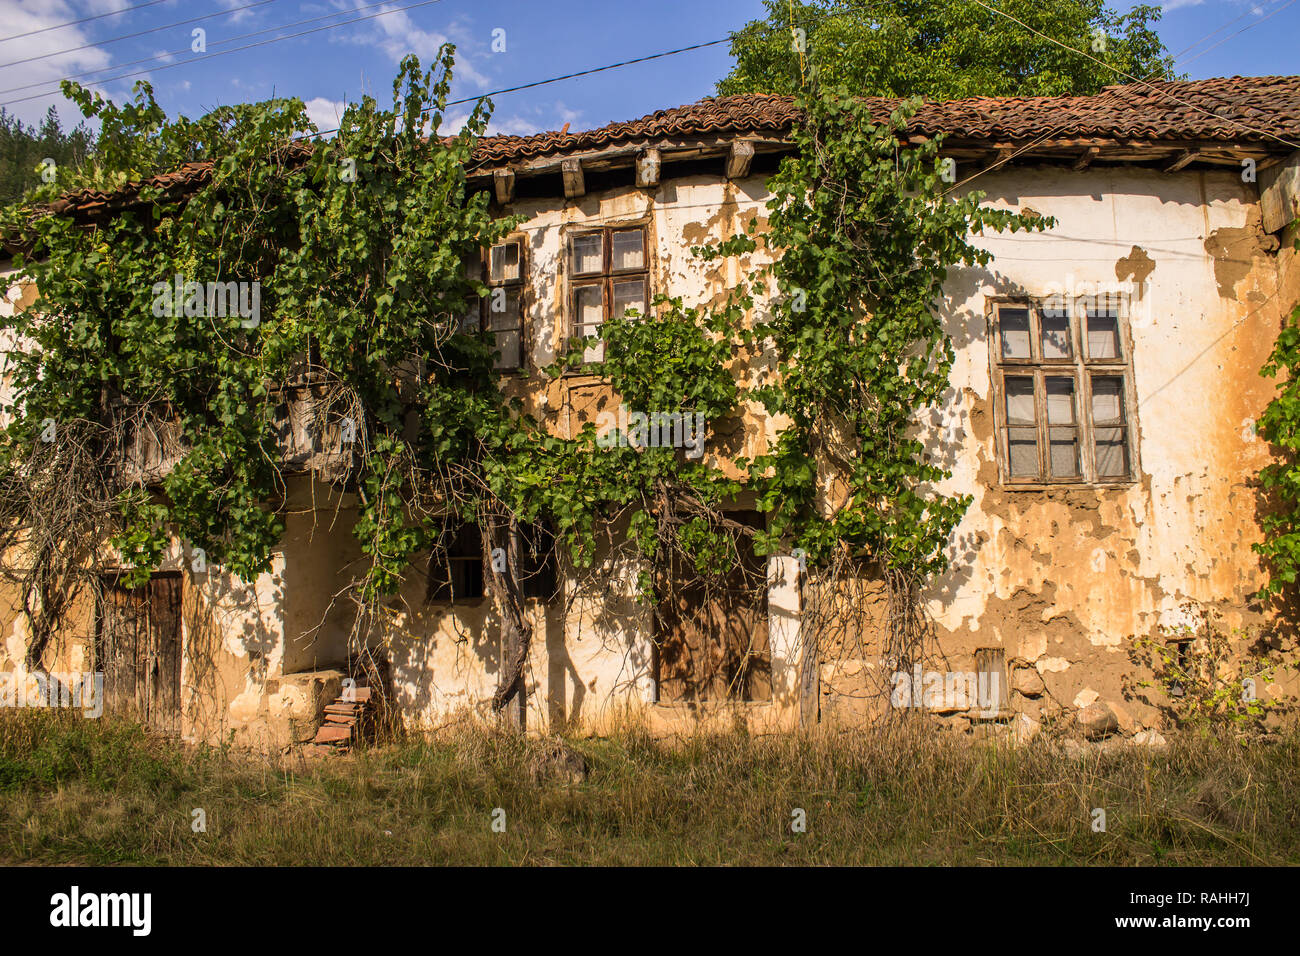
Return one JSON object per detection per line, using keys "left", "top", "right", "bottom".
{"left": 97, "top": 574, "right": 182, "bottom": 733}
{"left": 656, "top": 513, "right": 771, "bottom": 702}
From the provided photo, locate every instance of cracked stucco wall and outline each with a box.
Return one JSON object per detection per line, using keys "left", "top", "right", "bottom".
{"left": 3, "top": 161, "right": 1298, "bottom": 744}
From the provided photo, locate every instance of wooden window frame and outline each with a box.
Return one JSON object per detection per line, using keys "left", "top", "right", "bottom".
{"left": 566, "top": 223, "right": 651, "bottom": 365}
{"left": 990, "top": 297, "right": 1139, "bottom": 488}
{"left": 472, "top": 235, "right": 528, "bottom": 372}
{"left": 425, "top": 523, "right": 486, "bottom": 606}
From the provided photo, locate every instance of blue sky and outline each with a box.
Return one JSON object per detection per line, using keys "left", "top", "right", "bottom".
{"left": 0, "top": 0, "right": 1295, "bottom": 136}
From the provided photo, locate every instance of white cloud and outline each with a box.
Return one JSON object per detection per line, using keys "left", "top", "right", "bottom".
{"left": 438, "top": 101, "right": 586, "bottom": 138}
{"left": 215, "top": 0, "right": 259, "bottom": 25}
{"left": 303, "top": 95, "right": 347, "bottom": 133}
{"left": 1160, "top": 0, "right": 1204, "bottom": 10}
{"left": 341, "top": 3, "right": 491, "bottom": 92}
{"left": 0, "top": 0, "right": 123, "bottom": 124}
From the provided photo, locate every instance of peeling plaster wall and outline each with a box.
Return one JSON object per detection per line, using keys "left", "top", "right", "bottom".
{"left": 2, "top": 161, "right": 1297, "bottom": 746}
{"left": 365, "top": 173, "right": 802, "bottom": 737}
{"left": 919, "top": 166, "right": 1296, "bottom": 729}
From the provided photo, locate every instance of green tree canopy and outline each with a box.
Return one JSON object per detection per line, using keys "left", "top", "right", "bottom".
{"left": 0, "top": 106, "right": 94, "bottom": 206}
{"left": 718, "top": 0, "right": 1175, "bottom": 99}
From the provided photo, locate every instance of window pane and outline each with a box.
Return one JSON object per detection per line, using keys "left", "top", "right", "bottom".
{"left": 1045, "top": 377, "right": 1076, "bottom": 425}
{"left": 1091, "top": 377, "right": 1124, "bottom": 424}
{"left": 1087, "top": 311, "right": 1121, "bottom": 360}
{"left": 612, "top": 278, "right": 646, "bottom": 319}
{"left": 492, "top": 329, "right": 522, "bottom": 370}
{"left": 1049, "top": 427, "right": 1080, "bottom": 478}
{"left": 575, "top": 285, "right": 604, "bottom": 362}
{"left": 1005, "top": 376, "right": 1035, "bottom": 425}
{"left": 571, "top": 234, "right": 602, "bottom": 275}
{"left": 612, "top": 229, "right": 644, "bottom": 271}
{"left": 1040, "top": 307, "right": 1072, "bottom": 359}
{"left": 999, "top": 308, "right": 1030, "bottom": 359}
{"left": 1008, "top": 426, "right": 1038, "bottom": 478}
{"left": 1094, "top": 426, "right": 1129, "bottom": 478}
{"left": 489, "top": 242, "right": 520, "bottom": 283}
{"left": 574, "top": 285, "right": 602, "bottom": 333}
{"left": 1092, "top": 378, "right": 1128, "bottom": 479}
{"left": 488, "top": 289, "right": 520, "bottom": 330}
{"left": 457, "top": 310, "right": 480, "bottom": 335}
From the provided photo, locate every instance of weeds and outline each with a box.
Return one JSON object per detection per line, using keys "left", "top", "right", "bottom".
{"left": 0, "top": 710, "right": 1297, "bottom": 865}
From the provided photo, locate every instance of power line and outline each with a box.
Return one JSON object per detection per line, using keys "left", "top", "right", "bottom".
{"left": 445, "top": 38, "right": 730, "bottom": 107}
{"left": 0, "top": 0, "right": 449, "bottom": 109}
{"left": 0, "top": 0, "right": 282, "bottom": 70}
{"left": 0, "top": 0, "right": 170, "bottom": 43}
{"left": 1175, "top": 0, "right": 1298, "bottom": 72}
{"left": 0, "top": 0, "right": 423, "bottom": 98}
{"left": 307, "top": 36, "right": 733, "bottom": 138}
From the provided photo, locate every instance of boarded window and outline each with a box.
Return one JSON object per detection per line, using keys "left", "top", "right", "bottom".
{"left": 568, "top": 225, "right": 650, "bottom": 364}
{"left": 96, "top": 574, "right": 182, "bottom": 733}
{"left": 992, "top": 299, "right": 1136, "bottom": 484}
{"left": 655, "top": 511, "right": 771, "bottom": 703}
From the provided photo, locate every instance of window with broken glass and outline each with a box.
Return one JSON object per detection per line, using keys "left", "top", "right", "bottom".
{"left": 992, "top": 298, "right": 1137, "bottom": 485}
{"left": 568, "top": 225, "right": 649, "bottom": 363}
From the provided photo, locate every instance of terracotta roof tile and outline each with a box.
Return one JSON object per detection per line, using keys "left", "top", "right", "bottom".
{"left": 40, "top": 76, "right": 1300, "bottom": 220}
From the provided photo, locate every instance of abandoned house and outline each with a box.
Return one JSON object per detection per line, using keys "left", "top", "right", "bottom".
{"left": 2, "top": 75, "right": 1300, "bottom": 749}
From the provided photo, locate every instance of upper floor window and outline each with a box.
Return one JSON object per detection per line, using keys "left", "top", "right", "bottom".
{"left": 461, "top": 238, "right": 526, "bottom": 371}
{"left": 568, "top": 225, "right": 649, "bottom": 363}
{"left": 483, "top": 238, "right": 526, "bottom": 370}
{"left": 991, "top": 298, "right": 1137, "bottom": 485}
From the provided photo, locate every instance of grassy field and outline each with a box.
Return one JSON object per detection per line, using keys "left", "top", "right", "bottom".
{"left": 1, "top": 710, "right": 1297, "bottom": 865}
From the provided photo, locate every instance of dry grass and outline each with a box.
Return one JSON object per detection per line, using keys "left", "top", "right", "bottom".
{"left": 1, "top": 710, "right": 1297, "bottom": 865}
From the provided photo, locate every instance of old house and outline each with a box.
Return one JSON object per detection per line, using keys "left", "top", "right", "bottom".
{"left": 2, "top": 76, "right": 1300, "bottom": 748}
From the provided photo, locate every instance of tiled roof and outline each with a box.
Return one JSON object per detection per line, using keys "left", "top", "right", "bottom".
{"left": 39, "top": 76, "right": 1300, "bottom": 220}
{"left": 473, "top": 76, "right": 1300, "bottom": 164}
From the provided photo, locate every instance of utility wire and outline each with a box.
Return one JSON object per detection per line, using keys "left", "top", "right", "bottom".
{"left": 1174, "top": 0, "right": 1298, "bottom": 73}
{"left": 0, "top": 0, "right": 282, "bottom": 70}
{"left": 0, "top": 0, "right": 422, "bottom": 97}
{"left": 0, "top": 0, "right": 449, "bottom": 108}
{"left": 0, "top": 0, "right": 170, "bottom": 43}
{"left": 310, "top": 37, "right": 733, "bottom": 137}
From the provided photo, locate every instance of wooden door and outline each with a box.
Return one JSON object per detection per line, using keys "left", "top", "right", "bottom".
{"left": 98, "top": 575, "right": 182, "bottom": 733}
{"left": 656, "top": 513, "right": 771, "bottom": 703}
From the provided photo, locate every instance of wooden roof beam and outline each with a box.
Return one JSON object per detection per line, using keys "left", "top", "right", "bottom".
{"left": 726, "top": 140, "right": 755, "bottom": 180}
{"left": 562, "top": 157, "right": 585, "bottom": 199}
{"left": 1165, "top": 149, "right": 1201, "bottom": 172}
{"left": 636, "top": 148, "right": 661, "bottom": 188}
{"left": 493, "top": 168, "right": 515, "bottom": 204}
{"left": 1072, "top": 146, "right": 1100, "bottom": 171}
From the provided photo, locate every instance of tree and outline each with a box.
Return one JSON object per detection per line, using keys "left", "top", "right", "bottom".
{"left": 0, "top": 106, "right": 94, "bottom": 206}
{"left": 718, "top": 0, "right": 1174, "bottom": 99}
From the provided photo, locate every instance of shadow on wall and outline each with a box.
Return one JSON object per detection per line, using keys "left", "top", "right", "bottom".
{"left": 541, "top": 602, "right": 584, "bottom": 731}
{"left": 184, "top": 563, "right": 282, "bottom": 740}
{"left": 918, "top": 262, "right": 1006, "bottom": 612}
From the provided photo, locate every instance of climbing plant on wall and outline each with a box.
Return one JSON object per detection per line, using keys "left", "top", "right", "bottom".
{"left": 0, "top": 48, "right": 1045, "bottom": 717}
{"left": 1255, "top": 277, "right": 1300, "bottom": 599}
